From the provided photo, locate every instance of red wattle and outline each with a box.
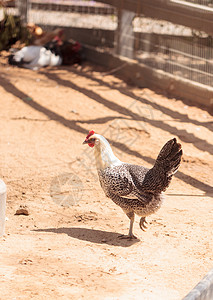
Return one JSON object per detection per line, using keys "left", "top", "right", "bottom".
{"left": 88, "top": 143, "right": 95, "bottom": 148}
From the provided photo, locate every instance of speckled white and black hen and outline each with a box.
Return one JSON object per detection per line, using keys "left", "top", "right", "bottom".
{"left": 83, "top": 131, "right": 182, "bottom": 239}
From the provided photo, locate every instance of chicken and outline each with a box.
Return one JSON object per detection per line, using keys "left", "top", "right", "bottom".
{"left": 8, "top": 39, "right": 83, "bottom": 70}
{"left": 83, "top": 130, "right": 183, "bottom": 239}
{"left": 8, "top": 27, "right": 64, "bottom": 70}
{"left": 8, "top": 42, "right": 62, "bottom": 70}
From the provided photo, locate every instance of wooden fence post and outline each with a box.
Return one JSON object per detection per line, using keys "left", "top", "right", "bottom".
{"left": 16, "top": 0, "right": 29, "bottom": 24}
{"left": 115, "top": 1, "right": 135, "bottom": 59}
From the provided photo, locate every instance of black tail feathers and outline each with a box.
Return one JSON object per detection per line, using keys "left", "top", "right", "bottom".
{"left": 155, "top": 138, "right": 182, "bottom": 176}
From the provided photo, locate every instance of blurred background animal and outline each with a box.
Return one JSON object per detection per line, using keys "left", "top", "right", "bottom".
{"left": 8, "top": 29, "right": 83, "bottom": 70}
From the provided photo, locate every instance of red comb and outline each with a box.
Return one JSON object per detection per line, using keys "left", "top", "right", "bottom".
{"left": 86, "top": 130, "right": 95, "bottom": 140}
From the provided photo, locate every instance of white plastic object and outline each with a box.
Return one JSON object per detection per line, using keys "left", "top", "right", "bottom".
{"left": 0, "top": 179, "right": 6, "bottom": 237}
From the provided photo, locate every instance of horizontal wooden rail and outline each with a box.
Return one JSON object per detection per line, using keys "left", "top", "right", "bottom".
{"left": 96, "top": 0, "right": 213, "bottom": 35}
{"left": 5, "top": 0, "right": 213, "bottom": 35}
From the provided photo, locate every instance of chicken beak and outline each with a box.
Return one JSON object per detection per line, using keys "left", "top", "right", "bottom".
{"left": 83, "top": 140, "right": 88, "bottom": 145}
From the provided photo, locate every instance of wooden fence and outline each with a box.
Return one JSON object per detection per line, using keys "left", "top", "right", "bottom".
{"left": 97, "top": 0, "right": 213, "bottom": 36}
{"left": 3, "top": 0, "right": 213, "bottom": 106}
{"left": 9, "top": 0, "right": 213, "bottom": 35}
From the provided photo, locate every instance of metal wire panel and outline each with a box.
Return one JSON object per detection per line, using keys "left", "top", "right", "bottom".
{"left": 134, "top": 17, "right": 213, "bottom": 86}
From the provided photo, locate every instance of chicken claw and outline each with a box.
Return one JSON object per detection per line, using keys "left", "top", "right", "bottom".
{"left": 139, "top": 217, "right": 148, "bottom": 231}
{"left": 118, "top": 234, "right": 138, "bottom": 240}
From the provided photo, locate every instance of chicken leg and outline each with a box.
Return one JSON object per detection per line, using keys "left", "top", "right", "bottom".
{"left": 118, "top": 211, "right": 138, "bottom": 240}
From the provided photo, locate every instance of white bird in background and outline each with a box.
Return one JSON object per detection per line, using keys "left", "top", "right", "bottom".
{"left": 8, "top": 42, "right": 62, "bottom": 70}
{"left": 83, "top": 131, "right": 182, "bottom": 239}
{"left": 8, "top": 38, "right": 83, "bottom": 70}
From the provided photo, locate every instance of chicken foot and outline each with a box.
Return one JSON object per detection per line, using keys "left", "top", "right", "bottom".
{"left": 118, "top": 211, "right": 138, "bottom": 240}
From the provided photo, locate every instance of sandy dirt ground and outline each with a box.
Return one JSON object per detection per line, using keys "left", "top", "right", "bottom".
{"left": 0, "top": 54, "right": 212, "bottom": 300}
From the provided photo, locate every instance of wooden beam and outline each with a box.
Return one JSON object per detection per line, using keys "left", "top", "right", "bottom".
{"left": 115, "top": 7, "right": 135, "bottom": 58}
{"left": 16, "top": 0, "right": 29, "bottom": 24}
{"left": 96, "top": 0, "right": 213, "bottom": 35}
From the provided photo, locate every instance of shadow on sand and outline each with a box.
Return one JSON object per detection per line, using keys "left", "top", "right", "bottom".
{"left": 34, "top": 227, "right": 140, "bottom": 247}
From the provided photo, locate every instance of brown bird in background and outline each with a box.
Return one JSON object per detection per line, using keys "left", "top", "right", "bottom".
{"left": 83, "top": 131, "right": 183, "bottom": 239}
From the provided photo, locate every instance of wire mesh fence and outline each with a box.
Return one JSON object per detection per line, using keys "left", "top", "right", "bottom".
{"left": 2, "top": 0, "right": 213, "bottom": 87}
{"left": 134, "top": 17, "right": 213, "bottom": 86}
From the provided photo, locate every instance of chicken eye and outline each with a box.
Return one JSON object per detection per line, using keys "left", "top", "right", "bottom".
{"left": 90, "top": 138, "right": 96, "bottom": 142}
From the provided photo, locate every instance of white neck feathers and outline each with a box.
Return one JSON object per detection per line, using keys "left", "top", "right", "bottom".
{"left": 93, "top": 134, "right": 122, "bottom": 170}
